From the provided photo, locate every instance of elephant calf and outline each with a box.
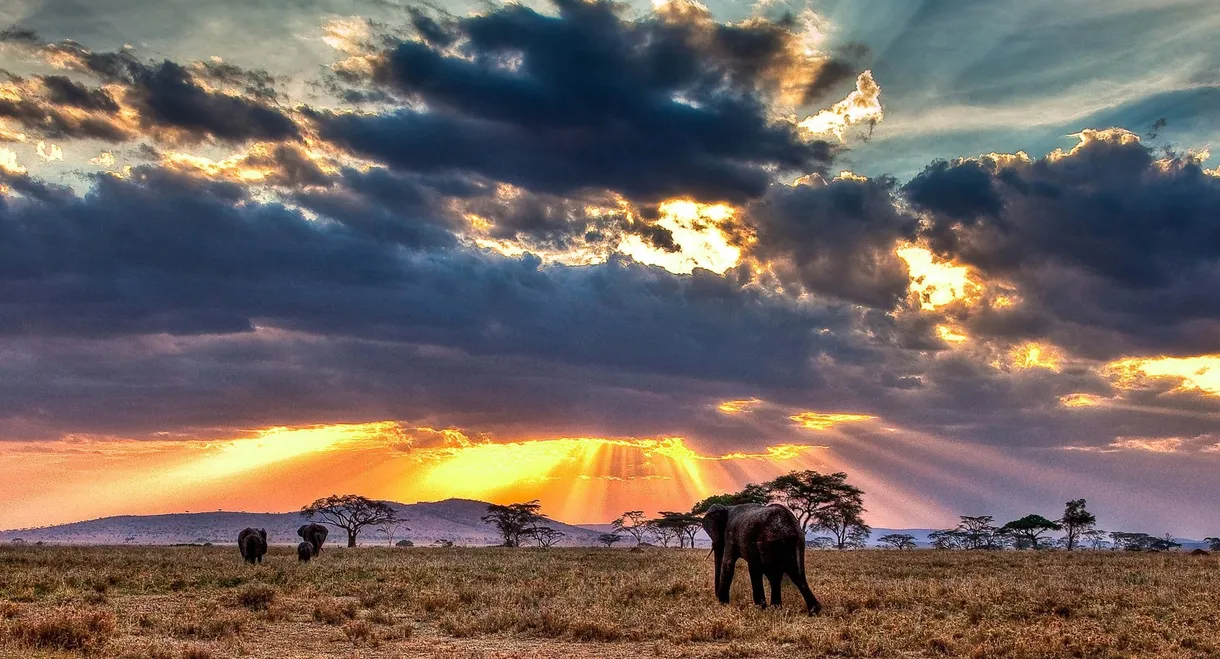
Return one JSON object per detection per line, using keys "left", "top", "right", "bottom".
{"left": 237, "top": 528, "right": 268, "bottom": 565}
{"left": 297, "top": 541, "right": 312, "bottom": 562}
{"left": 703, "top": 504, "right": 821, "bottom": 615}
{"left": 298, "top": 523, "right": 328, "bottom": 557}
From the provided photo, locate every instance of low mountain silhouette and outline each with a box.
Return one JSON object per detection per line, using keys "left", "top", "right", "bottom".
{"left": 0, "top": 499, "right": 602, "bottom": 547}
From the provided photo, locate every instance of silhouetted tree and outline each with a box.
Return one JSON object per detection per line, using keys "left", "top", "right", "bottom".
{"left": 1151, "top": 534, "right": 1181, "bottom": 552}
{"left": 481, "top": 500, "right": 544, "bottom": 547}
{"left": 1205, "top": 537, "right": 1220, "bottom": 552}
{"left": 807, "top": 537, "right": 834, "bottom": 550}
{"left": 301, "top": 495, "right": 398, "bottom": 547}
{"left": 690, "top": 483, "right": 770, "bottom": 514}
{"left": 656, "top": 511, "right": 703, "bottom": 548}
{"left": 1082, "top": 529, "right": 1109, "bottom": 550}
{"left": 524, "top": 526, "right": 564, "bottom": 548}
{"left": 956, "top": 515, "right": 1005, "bottom": 550}
{"left": 1110, "top": 532, "right": 1154, "bottom": 551}
{"left": 928, "top": 529, "right": 964, "bottom": 550}
{"left": 612, "top": 510, "right": 654, "bottom": 546}
{"left": 767, "top": 470, "right": 869, "bottom": 549}
{"left": 597, "top": 532, "right": 624, "bottom": 548}
{"left": 1002, "top": 515, "right": 1061, "bottom": 550}
{"left": 878, "top": 533, "right": 917, "bottom": 550}
{"left": 377, "top": 520, "right": 410, "bottom": 547}
{"left": 1059, "top": 499, "right": 1096, "bottom": 551}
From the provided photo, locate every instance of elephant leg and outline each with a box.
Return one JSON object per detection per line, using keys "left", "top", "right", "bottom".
{"left": 767, "top": 570, "right": 783, "bottom": 607}
{"left": 748, "top": 561, "right": 766, "bottom": 608}
{"left": 786, "top": 557, "right": 821, "bottom": 616}
{"left": 717, "top": 554, "right": 737, "bottom": 604}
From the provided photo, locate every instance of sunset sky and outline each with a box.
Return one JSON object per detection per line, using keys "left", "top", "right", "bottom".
{"left": 0, "top": 0, "right": 1218, "bottom": 535}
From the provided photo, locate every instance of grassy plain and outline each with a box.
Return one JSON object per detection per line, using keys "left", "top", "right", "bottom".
{"left": 0, "top": 545, "right": 1217, "bottom": 658}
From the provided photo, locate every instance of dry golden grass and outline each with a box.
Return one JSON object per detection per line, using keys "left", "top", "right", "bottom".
{"left": 0, "top": 545, "right": 1217, "bottom": 657}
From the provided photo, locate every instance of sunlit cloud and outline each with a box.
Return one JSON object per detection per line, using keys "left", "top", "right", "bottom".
{"left": 797, "top": 70, "right": 883, "bottom": 141}
{"left": 35, "top": 141, "right": 63, "bottom": 162}
{"left": 1009, "top": 343, "right": 1062, "bottom": 372}
{"left": 937, "top": 325, "right": 969, "bottom": 344}
{"left": 617, "top": 198, "right": 743, "bottom": 274}
{"left": 716, "top": 398, "right": 764, "bottom": 415}
{"left": 0, "top": 147, "right": 26, "bottom": 174}
{"left": 1060, "top": 393, "right": 1105, "bottom": 408}
{"left": 1108, "top": 355, "right": 1220, "bottom": 397}
{"left": 321, "top": 17, "right": 372, "bottom": 54}
{"left": 896, "top": 245, "right": 981, "bottom": 310}
{"left": 790, "top": 411, "right": 876, "bottom": 430}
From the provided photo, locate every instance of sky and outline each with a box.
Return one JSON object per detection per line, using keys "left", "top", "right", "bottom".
{"left": 0, "top": 0, "right": 1218, "bottom": 535}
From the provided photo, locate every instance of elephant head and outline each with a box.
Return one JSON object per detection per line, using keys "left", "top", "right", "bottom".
{"left": 702, "top": 505, "right": 730, "bottom": 595}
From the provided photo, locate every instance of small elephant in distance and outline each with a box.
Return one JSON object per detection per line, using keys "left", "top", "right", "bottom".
{"left": 237, "top": 528, "right": 267, "bottom": 565}
{"left": 298, "top": 523, "right": 328, "bottom": 556}
{"left": 297, "top": 541, "right": 312, "bottom": 562}
{"left": 702, "top": 503, "right": 821, "bottom": 615}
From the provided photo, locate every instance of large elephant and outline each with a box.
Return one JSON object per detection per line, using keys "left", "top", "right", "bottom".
{"left": 238, "top": 528, "right": 267, "bottom": 565}
{"left": 298, "top": 523, "right": 328, "bottom": 556}
{"left": 702, "top": 504, "right": 821, "bottom": 615}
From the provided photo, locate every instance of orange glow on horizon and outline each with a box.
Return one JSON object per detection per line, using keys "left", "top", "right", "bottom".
{"left": 0, "top": 425, "right": 836, "bottom": 530}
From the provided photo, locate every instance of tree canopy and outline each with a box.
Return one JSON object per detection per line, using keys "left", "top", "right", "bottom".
{"left": 1002, "top": 515, "right": 1062, "bottom": 550}
{"left": 1059, "top": 499, "right": 1097, "bottom": 551}
{"left": 481, "top": 500, "right": 545, "bottom": 547}
{"left": 301, "top": 494, "right": 398, "bottom": 547}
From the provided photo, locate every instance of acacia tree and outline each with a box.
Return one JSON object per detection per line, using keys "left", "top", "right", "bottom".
{"left": 1002, "top": 515, "right": 1062, "bottom": 550}
{"left": 524, "top": 526, "right": 564, "bottom": 548}
{"left": 1082, "top": 529, "right": 1109, "bottom": 550}
{"left": 301, "top": 495, "right": 399, "bottom": 547}
{"left": 957, "top": 516, "right": 1005, "bottom": 550}
{"left": 377, "top": 520, "right": 410, "bottom": 547}
{"left": 1059, "top": 499, "right": 1097, "bottom": 551}
{"left": 656, "top": 511, "right": 703, "bottom": 548}
{"left": 928, "top": 529, "right": 964, "bottom": 550}
{"left": 612, "top": 510, "right": 654, "bottom": 545}
{"left": 481, "top": 500, "right": 544, "bottom": 547}
{"left": 597, "top": 532, "right": 624, "bottom": 548}
{"left": 878, "top": 533, "right": 917, "bottom": 550}
{"left": 765, "top": 471, "right": 869, "bottom": 549}
{"left": 1206, "top": 537, "right": 1220, "bottom": 552}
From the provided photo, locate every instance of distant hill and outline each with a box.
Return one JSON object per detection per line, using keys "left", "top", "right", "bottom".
{"left": 0, "top": 499, "right": 603, "bottom": 547}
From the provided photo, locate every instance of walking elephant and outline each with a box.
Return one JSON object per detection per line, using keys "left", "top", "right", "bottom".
{"left": 298, "top": 523, "right": 328, "bottom": 556}
{"left": 237, "top": 528, "right": 267, "bottom": 565}
{"left": 297, "top": 541, "right": 313, "bottom": 562}
{"left": 702, "top": 504, "right": 821, "bottom": 615}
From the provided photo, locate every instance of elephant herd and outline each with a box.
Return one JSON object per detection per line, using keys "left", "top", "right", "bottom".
{"left": 235, "top": 504, "right": 821, "bottom": 616}
{"left": 237, "top": 523, "right": 329, "bottom": 565}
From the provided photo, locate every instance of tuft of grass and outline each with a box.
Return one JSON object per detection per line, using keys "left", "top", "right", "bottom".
{"left": 312, "top": 599, "right": 357, "bottom": 625}
{"left": 7, "top": 605, "right": 115, "bottom": 653}
{"left": 342, "top": 619, "right": 378, "bottom": 647}
{"left": 234, "top": 583, "right": 276, "bottom": 611}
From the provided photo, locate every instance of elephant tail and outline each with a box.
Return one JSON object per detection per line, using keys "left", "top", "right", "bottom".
{"left": 795, "top": 538, "right": 805, "bottom": 576}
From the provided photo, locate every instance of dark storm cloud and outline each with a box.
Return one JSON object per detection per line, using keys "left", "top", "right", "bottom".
{"left": 0, "top": 34, "right": 298, "bottom": 143}
{"left": 742, "top": 176, "right": 919, "bottom": 309}
{"left": 317, "top": 0, "right": 840, "bottom": 202}
{"left": 0, "top": 164, "right": 847, "bottom": 392}
{"left": 908, "top": 131, "right": 1220, "bottom": 358}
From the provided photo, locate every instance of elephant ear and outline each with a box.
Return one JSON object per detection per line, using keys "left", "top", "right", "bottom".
{"left": 298, "top": 524, "right": 309, "bottom": 538}
{"left": 702, "top": 505, "right": 729, "bottom": 547}
{"left": 317, "top": 526, "right": 328, "bottom": 541}
{"left": 258, "top": 529, "right": 267, "bottom": 540}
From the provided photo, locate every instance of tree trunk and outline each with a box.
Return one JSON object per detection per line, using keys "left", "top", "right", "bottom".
{"left": 348, "top": 530, "right": 357, "bottom": 547}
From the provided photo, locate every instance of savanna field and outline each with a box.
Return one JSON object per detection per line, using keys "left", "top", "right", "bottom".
{"left": 0, "top": 546, "right": 1217, "bottom": 658}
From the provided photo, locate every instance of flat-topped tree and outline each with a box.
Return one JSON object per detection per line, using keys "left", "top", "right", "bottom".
{"left": 878, "top": 533, "right": 917, "bottom": 550}
{"left": 612, "top": 510, "right": 654, "bottom": 546}
{"left": 1002, "top": 515, "right": 1062, "bottom": 550}
{"left": 481, "top": 500, "right": 544, "bottom": 547}
{"left": 301, "top": 495, "right": 399, "bottom": 547}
